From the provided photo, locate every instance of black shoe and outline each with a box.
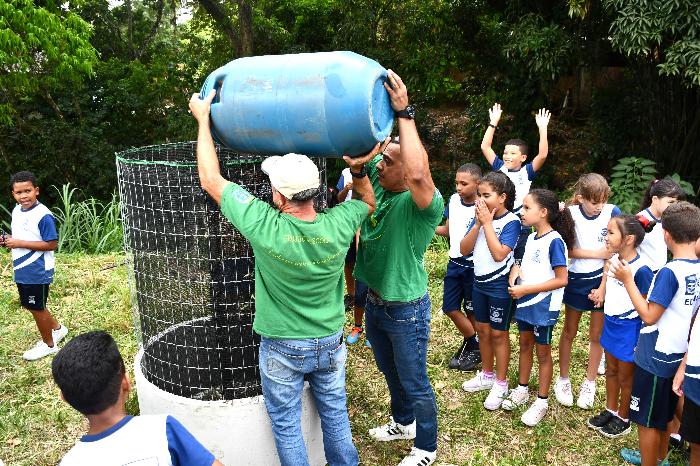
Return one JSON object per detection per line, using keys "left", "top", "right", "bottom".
{"left": 448, "top": 338, "right": 469, "bottom": 369}
{"left": 670, "top": 435, "right": 690, "bottom": 452}
{"left": 458, "top": 350, "right": 482, "bottom": 372}
{"left": 344, "top": 294, "right": 354, "bottom": 311}
{"left": 599, "top": 416, "right": 632, "bottom": 438}
{"left": 587, "top": 410, "right": 614, "bottom": 431}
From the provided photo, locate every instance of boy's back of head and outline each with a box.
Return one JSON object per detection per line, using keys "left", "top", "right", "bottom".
{"left": 9, "top": 171, "right": 37, "bottom": 189}
{"left": 661, "top": 201, "right": 700, "bottom": 245}
{"left": 52, "top": 331, "right": 125, "bottom": 415}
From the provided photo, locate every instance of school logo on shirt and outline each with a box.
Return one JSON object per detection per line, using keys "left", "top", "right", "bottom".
{"left": 494, "top": 227, "right": 502, "bottom": 237}
{"left": 599, "top": 227, "right": 607, "bottom": 243}
{"left": 630, "top": 396, "right": 640, "bottom": 412}
{"left": 518, "top": 173, "right": 523, "bottom": 185}
{"left": 232, "top": 188, "right": 253, "bottom": 204}
{"left": 531, "top": 250, "right": 541, "bottom": 263}
{"left": 686, "top": 275, "right": 698, "bottom": 295}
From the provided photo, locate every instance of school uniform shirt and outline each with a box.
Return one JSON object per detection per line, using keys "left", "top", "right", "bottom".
{"left": 638, "top": 209, "right": 667, "bottom": 272}
{"left": 59, "top": 415, "right": 215, "bottom": 466}
{"left": 683, "top": 295, "right": 700, "bottom": 406}
{"left": 635, "top": 259, "right": 700, "bottom": 378}
{"left": 491, "top": 156, "right": 537, "bottom": 231}
{"left": 565, "top": 204, "right": 621, "bottom": 295}
{"left": 468, "top": 211, "right": 521, "bottom": 297}
{"left": 604, "top": 254, "right": 654, "bottom": 319}
{"left": 514, "top": 230, "right": 568, "bottom": 327}
{"left": 335, "top": 168, "right": 353, "bottom": 202}
{"left": 11, "top": 202, "right": 58, "bottom": 284}
{"left": 445, "top": 193, "right": 475, "bottom": 268}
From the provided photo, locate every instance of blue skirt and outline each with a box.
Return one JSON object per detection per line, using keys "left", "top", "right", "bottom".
{"left": 600, "top": 314, "right": 642, "bottom": 363}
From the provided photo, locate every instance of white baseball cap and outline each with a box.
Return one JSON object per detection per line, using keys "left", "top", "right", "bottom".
{"left": 261, "top": 153, "right": 320, "bottom": 199}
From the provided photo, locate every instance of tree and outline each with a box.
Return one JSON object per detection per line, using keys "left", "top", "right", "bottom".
{"left": 194, "top": 0, "right": 254, "bottom": 57}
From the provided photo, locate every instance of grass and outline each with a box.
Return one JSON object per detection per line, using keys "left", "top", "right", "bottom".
{"left": 0, "top": 248, "right": 689, "bottom": 466}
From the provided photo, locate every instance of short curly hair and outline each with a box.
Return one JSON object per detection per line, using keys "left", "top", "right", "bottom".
{"left": 661, "top": 202, "right": 700, "bottom": 245}
{"left": 9, "top": 171, "right": 37, "bottom": 190}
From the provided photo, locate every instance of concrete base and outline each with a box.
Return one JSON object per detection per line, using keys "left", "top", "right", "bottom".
{"left": 133, "top": 348, "right": 327, "bottom": 465}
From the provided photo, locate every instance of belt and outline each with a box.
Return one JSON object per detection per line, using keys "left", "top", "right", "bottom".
{"left": 367, "top": 289, "right": 418, "bottom": 307}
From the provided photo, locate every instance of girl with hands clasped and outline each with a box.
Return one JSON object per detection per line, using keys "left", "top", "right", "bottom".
{"left": 555, "top": 174, "right": 622, "bottom": 410}
{"left": 587, "top": 215, "right": 654, "bottom": 439}
{"left": 460, "top": 172, "right": 521, "bottom": 411}
{"left": 502, "top": 189, "right": 575, "bottom": 426}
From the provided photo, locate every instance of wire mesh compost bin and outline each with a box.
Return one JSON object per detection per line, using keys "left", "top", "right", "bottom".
{"left": 117, "top": 142, "right": 328, "bottom": 401}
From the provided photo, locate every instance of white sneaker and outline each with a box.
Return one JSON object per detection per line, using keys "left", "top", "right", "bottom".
{"left": 484, "top": 382, "right": 508, "bottom": 410}
{"left": 369, "top": 418, "right": 416, "bottom": 441}
{"left": 554, "top": 378, "right": 574, "bottom": 406}
{"left": 462, "top": 371, "right": 495, "bottom": 392}
{"left": 52, "top": 324, "right": 68, "bottom": 345}
{"left": 23, "top": 341, "right": 58, "bottom": 361}
{"left": 577, "top": 381, "right": 596, "bottom": 409}
{"left": 598, "top": 353, "right": 606, "bottom": 375}
{"left": 521, "top": 399, "right": 548, "bottom": 426}
{"left": 398, "top": 447, "right": 436, "bottom": 466}
{"left": 502, "top": 387, "right": 530, "bottom": 411}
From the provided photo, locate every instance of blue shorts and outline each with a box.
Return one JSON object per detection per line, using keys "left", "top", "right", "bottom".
{"left": 513, "top": 229, "right": 530, "bottom": 263}
{"left": 354, "top": 280, "right": 368, "bottom": 308}
{"left": 442, "top": 261, "right": 474, "bottom": 314}
{"left": 473, "top": 288, "right": 514, "bottom": 331}
{"left": 17, "top": 283, "right": 50, "bottom": 311}
{"left": 563, "top": 273, "right": 603, "bottom": 311}
{"left": 562, "top": 290, "right": 600, "bottom": 312}
{"left": 517, "top": 320, "right": 555, "bottom": 345}
{"left": 629, "top": 365, "right": 679, "bottom": 431}
{"left": 345, "top": 239, "right": 356, "bottom": 264}
{"left": 600, "top": 315, "right": 642, "bottom": 363}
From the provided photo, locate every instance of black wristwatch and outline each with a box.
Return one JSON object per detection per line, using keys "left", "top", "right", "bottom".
{"left": 350, "top": 165, "right": 367, "bottom": 178}
{"left": 488, "top": 123, "right": 498, "bottom": 129}
{"left": 396, "top": 105, "right": 416, "bottom": 120}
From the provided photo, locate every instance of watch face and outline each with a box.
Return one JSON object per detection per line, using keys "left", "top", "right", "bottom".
{"left": 406, "top": 105, "right": 416, "bottom": 119}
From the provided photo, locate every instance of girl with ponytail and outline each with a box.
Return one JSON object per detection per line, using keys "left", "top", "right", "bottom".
{"left": 587, "top": 214, "right": 655, "bottom": 438}
{"left": 504, "top": 189, "right": 574, "bottom": 425}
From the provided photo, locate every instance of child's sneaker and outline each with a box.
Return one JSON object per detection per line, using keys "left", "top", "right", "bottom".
{"left": 369, "top": 418, "right": 416, "bottom": 441}
{"left": 52, "top": 324, "right": 68, "bottom": 345}
{"left": 521, "top": 399, "right": 548, "bottom": 426}
{"left": 598, "top": 352, "right": 606, "bottom": 375}
{"left": 344, "top": 294, "right": 354, "bottom": 311}
{"left": 448, "top": 338, "right": 469, "bottom": 369}
{"left": 554, "top": 378, "right": 574, "bottom": 406}
{"left": 462, "top": 371, "right": 495, "bottom": 392}
{"left": 577, "top": 380, "right": 596, "bottom": 409}
{"left": 365, "top": 340, "right": 372, "bottom": 348}
{"left": 398, "top": 447, "right": 436, "bottom": 466}
{"left": 484, "top": 382, "right": 508, "bottom": 410}
{"left": 587, "top": 410, "right": 615, "bottom": 431}
{"left": 23, "top": 341, "right": 58, "bottom": 361}
{"left": 346, "top": 326, "right": 363, "bottom": 344}
{"left": 599, "top": 416, "right": 631, "bottom": 438}
{"left": 459, "top": 350, "right": 482, "bottom": 372}
{"left": 502, "top": 386, "right": 529, "bottom": 411}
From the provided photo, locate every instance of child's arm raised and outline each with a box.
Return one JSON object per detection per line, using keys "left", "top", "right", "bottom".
{"left": 480, "top": 104, "right": 502, "bottom": 167}
{"left": 435, "top": 218, "right": 449, "bottom": 237}
{"left": 509, "top": 265, "right": 567, "bottom": 299}
{"left": 607, "top": 257, "right": 665, "bottom": 325}
{"left": 531, "top": 108, "right": 551, "bottom": 173}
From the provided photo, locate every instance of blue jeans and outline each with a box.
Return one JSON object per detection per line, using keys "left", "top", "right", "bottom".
{"left": 259, "top": 330, "right": 359, "bottom": 466}
{"left": 365, "top": 290, "right": 438, "bottom": 452}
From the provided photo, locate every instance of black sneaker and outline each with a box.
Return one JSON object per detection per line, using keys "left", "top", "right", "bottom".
{"left": 599, "top": 416, "right": 632, "bottom": 438}
{"left": 344, "top": 294, "right": 354, "bottom": 311}
{"left": 448, "top": 338, "right": 469, "bottom": 369}
{"left": 587, "top": 410, "right": 614, "bottom": 431}
{"left": 458, "top": 350, "right": 482, "bottom": 372}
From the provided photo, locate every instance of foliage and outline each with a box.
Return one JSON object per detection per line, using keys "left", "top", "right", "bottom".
{"left": 0, "top": 0, "right": 99, "bottom": 126}
{"left": 52, "top": 185, "right": 123, "bottom": 254}
{"left": 609, "top": 157, "right": 657, "bottom": 214}
{"left": 669, "top": 173, "right": 696, "bottom": 199}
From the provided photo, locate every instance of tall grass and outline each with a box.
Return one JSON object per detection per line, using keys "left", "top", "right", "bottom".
{"left": 53, "top": 185, "right": 123, "bottom": 254}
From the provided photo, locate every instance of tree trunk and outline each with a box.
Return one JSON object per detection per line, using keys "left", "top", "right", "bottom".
{"left": 136, "top": 0, "right": 165, "bottom": 60}
{"left": 196, "top": 0, "right": 242, "bottom": 56}
{"left": 237, "top": 0, "right": 254, "bottom": 57}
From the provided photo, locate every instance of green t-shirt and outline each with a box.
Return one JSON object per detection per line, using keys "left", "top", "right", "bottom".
{"left": 220, "top": 182, "right": 369, "bottom": 339}
{"left": 353, "top": 155, "right": 444, "bottom": 301}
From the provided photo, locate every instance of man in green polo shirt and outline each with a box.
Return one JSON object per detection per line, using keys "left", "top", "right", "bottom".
{"left": 189, "top": 89, "right": 386, "bottom": 466}
{"left": 354, "top": 70, "right": 444, "bottom": 466}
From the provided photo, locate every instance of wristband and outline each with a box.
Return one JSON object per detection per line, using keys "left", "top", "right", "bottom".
{"left": 488, "top": 123, "right": 498, "bottom": 129}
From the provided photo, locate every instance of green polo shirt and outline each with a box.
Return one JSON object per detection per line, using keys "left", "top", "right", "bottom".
{"left": 353, "top": 155, "right": 444, "bottom": 302}
{"left": 220, "top": 182, "right": 369, "bottom": 339}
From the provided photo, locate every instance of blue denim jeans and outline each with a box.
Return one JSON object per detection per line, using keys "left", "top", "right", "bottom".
{"left": 364, "top": 290, "right": 438, "bottom": 452}
{"left": 259, "top": 330, "right": 359, "bottom": 466}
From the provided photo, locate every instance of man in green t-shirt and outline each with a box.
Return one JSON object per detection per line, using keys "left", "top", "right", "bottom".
{"left": 353, "top": 70, "right": 443, "bottom": 466}
{"left": 189, "top": 89, "right": 386, "bottom": 466}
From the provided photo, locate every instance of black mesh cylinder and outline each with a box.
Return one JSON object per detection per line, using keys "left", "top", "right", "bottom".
{"left": 116, "top": 142, "right": 327, "bottom": 400}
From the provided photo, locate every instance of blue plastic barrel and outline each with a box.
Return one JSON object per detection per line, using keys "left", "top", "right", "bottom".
{"left": 199, "top": 51, "right": 394, "bottom": 158}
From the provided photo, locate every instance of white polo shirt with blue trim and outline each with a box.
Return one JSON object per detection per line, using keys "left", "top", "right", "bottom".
{"left": 11, "top": 202, "right": 58, "bottom": 284}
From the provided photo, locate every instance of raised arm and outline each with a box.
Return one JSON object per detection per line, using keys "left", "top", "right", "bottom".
{"left": 531, "top": 108, "right": 551, "bottom": 173}
{"left": 342, "top": 138, "right": 390, "bottom": 216}
{"left": 384, "top": 70, "right": 435, "bottom": 209}
{"left": 190, "top": 90, "right": 230, "bottom": 205}
{"left": 480, "top": 103, "right": 502, "bottom": 167}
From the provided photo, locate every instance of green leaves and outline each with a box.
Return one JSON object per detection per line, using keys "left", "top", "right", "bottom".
{"left": 609, "top": 156, "right": 658, "bottom": 214}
